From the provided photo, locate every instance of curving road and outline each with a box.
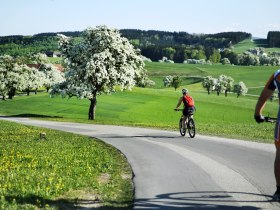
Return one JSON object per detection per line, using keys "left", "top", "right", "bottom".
{"left": 1, "top": 116, "right": 280, "bottom": 210}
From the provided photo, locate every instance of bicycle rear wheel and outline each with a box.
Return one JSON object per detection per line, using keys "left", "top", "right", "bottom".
{"left": 187, "top": 118, "right": 195, "bottom": 138}
{"left": 179, "top": 118, "right": 186, "bottom": 136}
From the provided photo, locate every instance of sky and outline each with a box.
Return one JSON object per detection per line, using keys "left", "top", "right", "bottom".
{"left": 1, "top": 0, "right": 280, "bottom": 38}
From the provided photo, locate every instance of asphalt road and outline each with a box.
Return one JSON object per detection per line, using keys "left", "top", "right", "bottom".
{"left": 1, "top": 116, "right": 280, "bottom": 210}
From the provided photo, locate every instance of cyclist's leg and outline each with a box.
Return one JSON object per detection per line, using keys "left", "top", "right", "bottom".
{"left": 274, "top": 116, "right": 280, "bottom": 199}
{"left": 275, "top": 141, "right": 280, "bottom": 186}
{"left": 274, "top": 141, "right": 280, "bottom": 200}
{"left": 182, "top": 109, "right": 188, "bottom": 130}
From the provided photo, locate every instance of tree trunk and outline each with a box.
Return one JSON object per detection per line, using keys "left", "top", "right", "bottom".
{"left": 27, "top": 89, "right": 30, "bottom": 96}
{"left": 88, "top": 96, "right": 97, "bottom": 120}
{"left": 35, "top": 88, "right": 38, "bottom": 95}
{"left": 225, "top": 90, "right": 228, "bottom": 97}
{"left": 8, "top": 88, "right": 16, "bottom": 99}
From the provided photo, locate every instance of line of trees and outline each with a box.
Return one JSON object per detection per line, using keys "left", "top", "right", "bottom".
{"left": 162, "top": 74, "right": 248, "bottom": 97}
{"left": 0, "top": 54, "right": 64, "bottom": 100}
{"left": 0, "top": 30, "right": 251, "bottom": 60}
{"left": 202, "top": 75, "right": 248, "bottom": 97}
{"left": 2, "top": 29, "right": 280, "bottom": 66}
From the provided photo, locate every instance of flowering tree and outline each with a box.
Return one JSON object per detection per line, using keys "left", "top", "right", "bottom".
{"left": 163, "top": 75, "right": 173, "bottom": 87}
{"left": 23, "top": 66, "right": 46, "bottom": 95}
{"left": 39, "top": 64, "right": 65, "bottom": 92}
{"left": 171, "top": 76, "right": 181, "bottom": 91}
{"left": 217, "top": 74, "right": 234, "bottom": 96}
{"left": 29, "top": 53, "right": 49, "bottom": 64}
{"left": 162, "top": 75, "right": 181, "bottom": 90}
{"left": 233, "top": 81, "right": 248, "bottom": 97}
{"left": 221, "top": 58, "right": 231, "bottom": 65}
{"left": 202, "top": 76, "right": 217, "bottom": 94}
{"left": 52, "top": 25, "right": 147, "bottom": 120}
{"left": 0, "top": 55, "right": 28, "bottom": 99}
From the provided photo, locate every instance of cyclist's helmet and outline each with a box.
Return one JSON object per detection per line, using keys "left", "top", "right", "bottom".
{"left": 182, "top": 88, "right": 188, "bottom": 94}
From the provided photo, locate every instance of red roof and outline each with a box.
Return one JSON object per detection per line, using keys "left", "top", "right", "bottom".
{"left": 54, "top": 64, "right": 64, "bottom": 72}
{"left": 26, "top": 64, "right": 42, "bottom": 69}
{"left": 26, "top": 64, "right": 64, "bottom": 72}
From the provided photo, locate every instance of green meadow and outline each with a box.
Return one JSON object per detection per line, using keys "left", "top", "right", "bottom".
{"left": 146, "top": 62, "right": 276, "bottom": 95}
{"left": 0, "top": 61, "right": 279, "bottom": 143}
{"left": 231, "top": 38, "right": 280, "bottom": 54}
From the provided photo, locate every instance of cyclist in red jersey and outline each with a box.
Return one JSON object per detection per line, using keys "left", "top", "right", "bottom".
{"left": 175, "top": 88, "right": 195, "bottom": 130}
{"left": 255, "top": 69, "right": 280, "bottom": 201}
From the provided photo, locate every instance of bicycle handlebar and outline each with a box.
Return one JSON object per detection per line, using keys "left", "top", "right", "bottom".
{"left": 174, "top": 109, "right": 183, "bottom": 111}
{"left": 264, "top": 116, "right": 277, "bottom": 123}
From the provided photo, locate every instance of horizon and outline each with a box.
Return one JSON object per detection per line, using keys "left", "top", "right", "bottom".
{"left": 1, "top": 0, "right": 279, "bottom": 38}
{"left": 0, "top": 28, "right": 260, "bottom": 38}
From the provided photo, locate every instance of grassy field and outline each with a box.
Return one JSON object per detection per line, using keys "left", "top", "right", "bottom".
{"left": 0, "top": 120, "right": 133, "bottom": 209}
{"left": 0, "top": 84, "right": 278, "bottom": 143}
{"left": 145, "top": 62, "right": 276, "bottom": 95}
{"left": 232, "top": 39, "right": 258, "bottom": 54}
{"left": 232, "top": 38, "right": 280, "bottom": 54}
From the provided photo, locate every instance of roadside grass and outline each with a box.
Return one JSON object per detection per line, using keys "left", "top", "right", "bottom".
{"left": 0, "top": 120, "right": 133, "bottom": 210}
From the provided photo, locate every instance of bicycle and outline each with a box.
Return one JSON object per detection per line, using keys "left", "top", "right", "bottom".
{"left": 174, "top": 109, "right": 195, "bottom": 138}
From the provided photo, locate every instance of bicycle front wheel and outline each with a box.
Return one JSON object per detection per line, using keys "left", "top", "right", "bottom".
{"left": 187, "top": 118, "right": 195, "bottom": 138}
{"left": 179, "top": 118, "right": 186, "bottom": 136}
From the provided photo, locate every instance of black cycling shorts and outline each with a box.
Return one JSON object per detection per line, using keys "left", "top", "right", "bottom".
{"left": 183, "top": 107, "right": 195, "bottom": 116}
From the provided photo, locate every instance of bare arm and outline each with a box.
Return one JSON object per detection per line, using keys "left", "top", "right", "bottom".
{"left": 255, "top": 74, "right": 275, "bottom": 116}
{"left": 176, "top": 96, "right": 183, "bottom": 109}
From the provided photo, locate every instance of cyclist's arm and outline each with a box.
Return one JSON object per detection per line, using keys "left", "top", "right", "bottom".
{"left": 255, "top": 74, "right": 275, "bottom": 116}
{"left": 175, "top": 97, "right": 183, "bottom": 109}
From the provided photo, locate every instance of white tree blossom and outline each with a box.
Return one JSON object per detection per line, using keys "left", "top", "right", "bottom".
{"left": 217, "top": 74, "right": 234, "bottom": 96}
{"left": 39, "top": 64, "right": 65, "bottom": 92}
{"left": 29, "top": 53, "right": 48, "bottom": 64}
{"left": 202, "top": 76, "right": 217, "bottom": 94}
{"left": 163, "top": 75, "right": 173, "bottom": 87}
{"left": 234, "top": 81, "right": 248, "bottom": 97}
{"left": 22, "top": 65, "right": 46, "bottom": 95}
{"left": 52, "top": 25, "right": 147, "bottom": 120}
{"left": 0, "top": 55, "right": 27, "bottom": 99}
{"left": 221, "top": 58, "right": 231, "bottom": 65}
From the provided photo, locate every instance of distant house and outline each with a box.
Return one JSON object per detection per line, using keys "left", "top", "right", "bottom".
{"left": 45, "top": 51, "right": 54, "bottom": 57}
{"left": 45, "top": 51, "right": 62, "bottom": 57}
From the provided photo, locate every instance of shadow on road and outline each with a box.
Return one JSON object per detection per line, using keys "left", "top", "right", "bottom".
{"left": 0, "top": 113, "right": 63, "bottom": 119}
{"left": 98, "top": 134, "right": 179, "bottom": 140}
{"left": 3, "top": 194, "right": 132, "bottom": 210}
{"left": 133, "top": 191, "right": 278, "bottom": 210}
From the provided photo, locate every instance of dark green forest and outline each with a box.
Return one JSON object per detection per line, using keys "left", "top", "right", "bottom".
{"left": 0, "top": 29, "right": 278, "bottom": 64}
{"left": 267, "top": 31, "right": 280, "bottom": 47}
